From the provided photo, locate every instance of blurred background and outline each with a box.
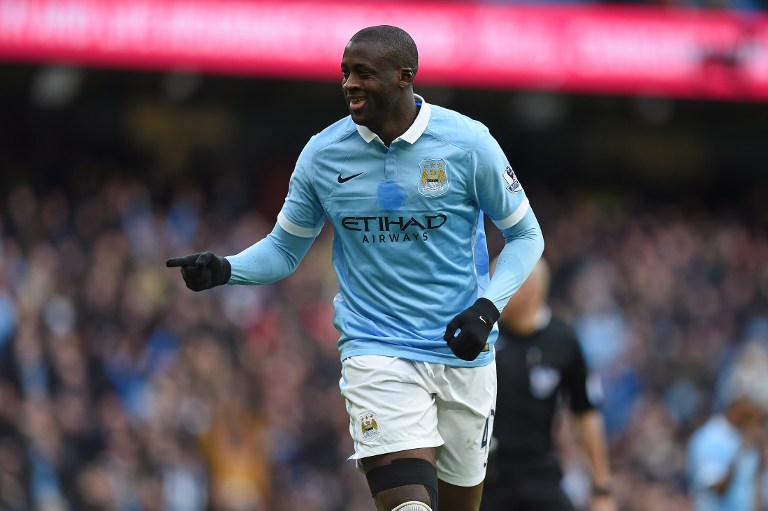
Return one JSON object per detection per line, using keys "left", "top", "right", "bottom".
{"left": 1, "top": 0, "right": 768, "bottom": 510}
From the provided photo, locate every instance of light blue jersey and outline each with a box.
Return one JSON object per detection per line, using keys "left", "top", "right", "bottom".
{"left": 228, "top": 95, "right": 543, "bottom": 366}
{"left": 687, "top": 415, "right": 761, "bottom": 511}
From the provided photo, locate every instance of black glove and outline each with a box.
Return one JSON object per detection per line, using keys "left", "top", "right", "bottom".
{"left": 166, "top": 251, "right": 231, "bottom": 291}
{"left": 443, "top": 298, "right": 500, "bottom": 361}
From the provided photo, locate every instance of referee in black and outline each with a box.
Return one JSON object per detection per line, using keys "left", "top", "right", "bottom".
{"left": 482, "top": 259, "right": 616, "bottom": 511}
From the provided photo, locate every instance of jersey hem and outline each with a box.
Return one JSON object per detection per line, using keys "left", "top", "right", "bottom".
{"left": 339, "top": 347, "right": 495, "bottom": 368}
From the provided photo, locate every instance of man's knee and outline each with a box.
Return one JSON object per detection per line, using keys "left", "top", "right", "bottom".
{"left": 365, "top": 457, "right": 438, "bottom": 509}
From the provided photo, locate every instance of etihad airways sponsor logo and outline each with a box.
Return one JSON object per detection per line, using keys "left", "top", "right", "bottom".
{"left": 341, "top": 214, "right": 447, "bottom": 244}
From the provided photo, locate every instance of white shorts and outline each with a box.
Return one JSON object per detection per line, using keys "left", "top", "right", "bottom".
{"left": 339, "top": 355, "right": 497, "bottom": 487}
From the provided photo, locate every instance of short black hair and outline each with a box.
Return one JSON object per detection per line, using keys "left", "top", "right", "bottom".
{"left": 349, "top": 25, "right": 419, "bottom": 75}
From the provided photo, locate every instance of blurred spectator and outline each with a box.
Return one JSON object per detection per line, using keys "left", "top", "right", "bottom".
{"left": 686, "top": 390, "right": 766, "bottom": 510}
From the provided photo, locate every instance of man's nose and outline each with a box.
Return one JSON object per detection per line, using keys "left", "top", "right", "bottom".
{"left": 342, "top": 75, "right": 359, "bottom": 91}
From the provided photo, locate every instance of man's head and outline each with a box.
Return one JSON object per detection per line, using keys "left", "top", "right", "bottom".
{"left": 725, "top": 395, "right": 765, "bottom": 434}
{"left": 495, "top": 258, "right": 551, "bottom": 332}
{"left": 341, "top": 25, "right": 418, "bottom": 138}
{"left": 348, "top": 26, "right": 418, "bottom": 75}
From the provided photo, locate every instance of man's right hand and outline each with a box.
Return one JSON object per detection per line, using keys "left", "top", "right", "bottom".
{"left": 166, "top": 251, "right": 231, "bottom": 291}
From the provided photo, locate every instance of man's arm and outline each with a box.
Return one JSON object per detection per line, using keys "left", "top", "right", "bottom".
{"left": 572, "top": 409, "right": 615, "bottom": 507}
{"left": 444, "top": 208, "right": 543, "bottom": 361}
{"left": 227, "top": 223, "right": 316, "bottom": 285}
{"left": 482, "top": 207, "right": 544, "bottom": 312}
{"left": 564, "top": 332, "right": 615, "bottom": 511}
{"left": 166, "top": 223, "right": 316, "bottom": 290}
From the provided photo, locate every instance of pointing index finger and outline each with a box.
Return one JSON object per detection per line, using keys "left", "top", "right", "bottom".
{"left": 166, "top": 254, "right": 198, "bottom": 268}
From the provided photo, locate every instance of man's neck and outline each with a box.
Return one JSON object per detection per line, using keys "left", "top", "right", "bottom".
{"left": 376, "top": 94, "right": 419, "bottom": 146}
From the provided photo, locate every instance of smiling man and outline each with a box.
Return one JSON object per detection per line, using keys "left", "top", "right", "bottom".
{"left": 167, "top": 25, "right": 544, "bottom": 511}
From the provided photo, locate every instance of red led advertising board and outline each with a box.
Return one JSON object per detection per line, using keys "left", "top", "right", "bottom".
{"left": 1, "top": 0, "right": 766, "bottom": 100}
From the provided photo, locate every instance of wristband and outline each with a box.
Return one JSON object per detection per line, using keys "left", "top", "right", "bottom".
{"left": 592, "top": 483, "right": 612, "bottom": 496}
{"left": 473, "top": 297, "right": 501, "bottom": 324}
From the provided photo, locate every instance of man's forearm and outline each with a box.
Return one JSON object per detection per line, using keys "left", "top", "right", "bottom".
{"left": 573, "top": 410, "right": 613, "bottom": 491}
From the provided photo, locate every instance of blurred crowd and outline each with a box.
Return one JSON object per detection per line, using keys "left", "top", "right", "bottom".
{"left": 1, "top": 170, "right": 767, "bottom": 511}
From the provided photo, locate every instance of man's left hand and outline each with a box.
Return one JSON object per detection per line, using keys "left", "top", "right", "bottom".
{"left": 444, "top": 298, "right": 500, "bottom": 361}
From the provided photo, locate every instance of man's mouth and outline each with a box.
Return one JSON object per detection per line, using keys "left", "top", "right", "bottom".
{"left": 348, "top": 97, "right": 366, "bottom": 112}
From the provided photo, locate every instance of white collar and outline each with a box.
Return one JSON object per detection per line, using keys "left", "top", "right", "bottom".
{"left": 356, "top": 94, "right": 431, "bottom": 144}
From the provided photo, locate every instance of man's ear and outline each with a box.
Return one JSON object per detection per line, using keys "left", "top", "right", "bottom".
{"left": 399, "top": 67, "right": 414, "bottom": 87}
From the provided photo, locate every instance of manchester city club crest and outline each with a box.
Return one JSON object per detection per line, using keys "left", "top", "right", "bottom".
{"left": 418, "top": 158, "right": 449, "bottom": 197}
{"left": 358, "top": 411, "right": 381, "bottom": 439}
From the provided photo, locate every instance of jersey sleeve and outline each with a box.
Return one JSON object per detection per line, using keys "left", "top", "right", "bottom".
{"left": 482, "top": 208, "right": 544, "bottom": 310}
{"left": 564, "top": 331, "right": 602, "bottom": 414}
{"left": 226, "top": 223, "right": 315, "bottom": 285}
{"left": 276, "top": 135, "right": 327, "bottom": 238}
{"left": 226, "top": 136, "right": 325, "bottom": 285}
{"left": 471, "top": 129, "right": 531, "bottom": 231}
{"left": 471, "top": 127, "right": 544, "bottom": 311}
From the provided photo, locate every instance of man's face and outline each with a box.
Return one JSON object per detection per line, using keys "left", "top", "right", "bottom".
{"left": 340, "top": 39, "right": 402, "bottom": 129}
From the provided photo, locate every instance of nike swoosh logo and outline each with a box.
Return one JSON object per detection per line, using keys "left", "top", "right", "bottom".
{"left": 337, "top": 172, "right": 363, "bottom": 184}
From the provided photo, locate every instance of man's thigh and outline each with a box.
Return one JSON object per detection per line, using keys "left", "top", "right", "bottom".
{"left": 340, "top": 356, "right": 495, "bottom": 511}
{"left": 438, "top": 479, "right": 484, "bottom": 511}
{"left": 361, "top": 448, "right": 438, "bottom": 511}
{"left": 361, "top": 449, "right": 485, "bottom": 511}
{"left": 340, "top": 356, "right": 443, "bottom": 460}
{"left": 435, "top": 361, "right": 497, "bottom": 487}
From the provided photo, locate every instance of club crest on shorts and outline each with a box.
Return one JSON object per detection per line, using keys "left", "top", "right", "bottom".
{"left": 359, "top": 411, "right": 381, "bottom": 439}
{"left": 418, "top": 158, "right": 449, "bottom": 197}
{"left": 502, "top": 165, "right": 522, "bottom": 193}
